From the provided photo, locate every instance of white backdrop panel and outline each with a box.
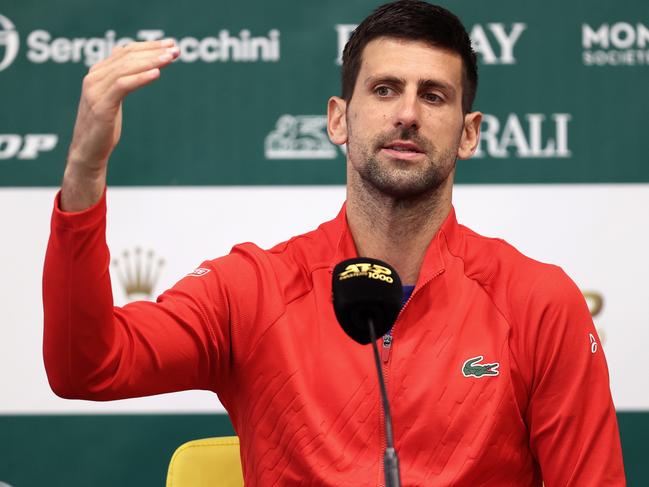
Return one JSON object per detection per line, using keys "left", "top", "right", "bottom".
{"left": 0, "top": 185, "right": 646, "bottom": 412}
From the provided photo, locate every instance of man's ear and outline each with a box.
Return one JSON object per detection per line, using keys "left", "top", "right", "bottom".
{"left": 327, "top": 96, "right": 348, "bottom": 145}
{"left": 458, "top": 111, "right": 482, "bottom": 160}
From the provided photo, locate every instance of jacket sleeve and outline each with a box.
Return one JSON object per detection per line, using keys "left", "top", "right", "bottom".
{"left": 42, "top": 190, "right": 237, "bottom": 401}
{"left": 520, "top": 267, "right": 626, "bottom": 486}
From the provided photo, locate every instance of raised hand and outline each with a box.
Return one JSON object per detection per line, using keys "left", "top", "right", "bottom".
{"left": 61, "top": 39, "right": 180, "bottom": 211}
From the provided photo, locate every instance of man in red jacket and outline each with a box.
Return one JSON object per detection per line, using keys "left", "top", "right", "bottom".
{"left": 43, "top": 1, "right": 626, "bottom": 485}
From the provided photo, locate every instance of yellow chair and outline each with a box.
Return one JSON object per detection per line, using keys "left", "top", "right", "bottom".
{"left": 166, "top": 436, "right": 244, "bottom": 487}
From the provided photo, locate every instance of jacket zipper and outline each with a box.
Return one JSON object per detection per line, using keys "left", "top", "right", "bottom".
{"left": 381, "top": 334, "right": 393, "bottom": 363}
{"left": 381, "top": 268, "right": 443, "bottom": 364}
{"left": 377, "top": 269, "right": 445, "bottom": 486}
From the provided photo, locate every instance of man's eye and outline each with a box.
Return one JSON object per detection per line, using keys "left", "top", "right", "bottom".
{"left": 375, "top": 86, "right": 393, "bottom": 97}
{"left": 424, "top": 93, "right": 441, "bottom": 103}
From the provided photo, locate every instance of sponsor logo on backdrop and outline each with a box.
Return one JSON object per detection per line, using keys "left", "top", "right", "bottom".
{"left": 470, "top": 23, "right": 527, "bottom": 64}
{"left": 265, "top": 115, "right": 338, "bottom": 159}
{"left": 0, "top": 22, "right": 279, "bottom": 69}
{"left": 0, "top": 14, "right": 19, "bottom": 71}
{"left": 27, "top": 29, "right": 280, "bottom": 66}
{"left": 111, "top": 247, "right": 165, "bottom": 301}
{"left": 265, "top": 113, "right": 570, "bottom": 160}
{"left": 474, "top": 113, "right": 571, "bottom": 158}
{"left": 334, "top": 24, "right": 356, "bottom": 64}
{"left": 583, "top": 23, "right": 649, "bottom": 66}
{"left": 336, "top": 23, "right": 527, "bottom": 65}
{"left": 583, "top": 290, "right": 606, "bottom": 345}
{"left": 0, "top": 134, "right": 58, "bottom": 159}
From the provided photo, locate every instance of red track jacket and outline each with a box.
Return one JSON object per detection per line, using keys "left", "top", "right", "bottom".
{"left": 43, "top": 192, "right": 625, "bottom": 486}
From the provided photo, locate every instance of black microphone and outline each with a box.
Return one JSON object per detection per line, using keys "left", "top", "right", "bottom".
{"left": 332, "top": 258, "right": 402, "bottom": 487}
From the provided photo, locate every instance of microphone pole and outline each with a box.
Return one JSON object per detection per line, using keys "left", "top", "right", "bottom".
{"left": 368, "top": 317, "right": 401, "bottom": 487}
{"left": 331, "top": 257, "right": 404, "bottom": 486}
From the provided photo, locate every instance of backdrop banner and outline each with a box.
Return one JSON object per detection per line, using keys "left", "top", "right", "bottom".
{"left": 1, "top": 0, "right": 647, "bottom": 485}
{"left": 1, "top": 0, "right": 648, "bottom": 185}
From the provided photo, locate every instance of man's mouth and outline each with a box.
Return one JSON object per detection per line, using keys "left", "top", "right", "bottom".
{"left": 381, "top": 140, "right": 425, "bottom": 158}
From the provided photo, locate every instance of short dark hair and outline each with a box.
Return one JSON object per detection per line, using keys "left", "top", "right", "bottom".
{"left": 341, "top": 0, "right": 478, "bottom": 113}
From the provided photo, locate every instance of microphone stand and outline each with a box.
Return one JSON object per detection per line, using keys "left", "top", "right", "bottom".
{"left": 368, "top": 317, "right": 401, "bottom": 487}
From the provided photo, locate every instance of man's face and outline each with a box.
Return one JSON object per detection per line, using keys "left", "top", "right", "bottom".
{"left": 329, "top": 37, "right": 479, "bottom": 200}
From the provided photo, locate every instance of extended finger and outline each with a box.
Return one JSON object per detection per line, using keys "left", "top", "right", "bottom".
{"left": 89, "top": 39, "right": 176, "bottom": 72}
{"left": 102, "top": 68, "right": 162, "bottom": 106}
{"left": 91, "top": 45, "right": 179, "bottom": 82}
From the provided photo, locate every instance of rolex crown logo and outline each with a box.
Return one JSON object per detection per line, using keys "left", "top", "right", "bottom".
{"left": 112, "top": 247, "right": 165, "bottom": 300}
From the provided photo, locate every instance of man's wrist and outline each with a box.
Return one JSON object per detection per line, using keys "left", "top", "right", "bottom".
{"left": 61, "top": 162, "right": 107, "bottom": 212}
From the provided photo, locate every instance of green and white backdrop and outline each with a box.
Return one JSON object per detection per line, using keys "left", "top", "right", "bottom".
{"left": 1, "top": 0, "right": 648, "bottom": 485}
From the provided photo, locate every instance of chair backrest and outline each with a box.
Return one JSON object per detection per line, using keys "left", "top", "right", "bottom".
{"left": 166, "top": 436, "right": 244, "bottom": 487}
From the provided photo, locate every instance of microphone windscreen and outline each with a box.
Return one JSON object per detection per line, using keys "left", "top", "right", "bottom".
{"left": 332, "top": 258, "right": 403, "bottom": 344}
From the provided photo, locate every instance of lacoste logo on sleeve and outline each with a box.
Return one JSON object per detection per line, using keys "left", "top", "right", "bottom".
{"left": 462, "top": 356, "right": 500, "bottom": 378}
{"left": 187, "top": 267, "right": 210, "bottom": 277}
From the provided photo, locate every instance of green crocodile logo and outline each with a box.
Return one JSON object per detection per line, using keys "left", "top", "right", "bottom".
{"left": 462, "top": 356, "right": 500, "bottom": 378}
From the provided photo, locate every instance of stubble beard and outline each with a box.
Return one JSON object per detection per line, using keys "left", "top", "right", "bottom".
{"left": 349, "top": 126, "right": 458, "bottom": 201}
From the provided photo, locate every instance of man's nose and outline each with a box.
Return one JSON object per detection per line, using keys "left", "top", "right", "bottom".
{"left": 394, "top": 91, "right": 419, "bottom": 130}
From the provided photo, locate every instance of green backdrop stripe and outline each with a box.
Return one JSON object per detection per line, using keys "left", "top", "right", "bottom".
{"left": 0, "top": 413, "right": 646, "bottom": 486}
{"left": 0, "top": 0, "right": 648, "bottom": 186}
{"left": 0, "top": 414, "right": 235, "bottom": 487}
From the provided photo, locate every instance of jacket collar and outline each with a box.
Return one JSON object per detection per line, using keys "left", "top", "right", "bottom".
{"left": 324, "top": 202, "right": 460, "bottom": 288}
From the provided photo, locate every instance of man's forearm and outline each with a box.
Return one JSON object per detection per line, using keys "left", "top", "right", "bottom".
{"left": 42, "top": 191, "right": 116, "bottom": 398}
{"left": 60, "top": 161, "right": 107, "bottom": 212}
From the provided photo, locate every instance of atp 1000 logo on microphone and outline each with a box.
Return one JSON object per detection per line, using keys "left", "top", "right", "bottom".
{"left": 0, "top": 14, "right": 19, "bottom": 72}
{"left": 338, "top": 262, "right": 395, "bottom": 283}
